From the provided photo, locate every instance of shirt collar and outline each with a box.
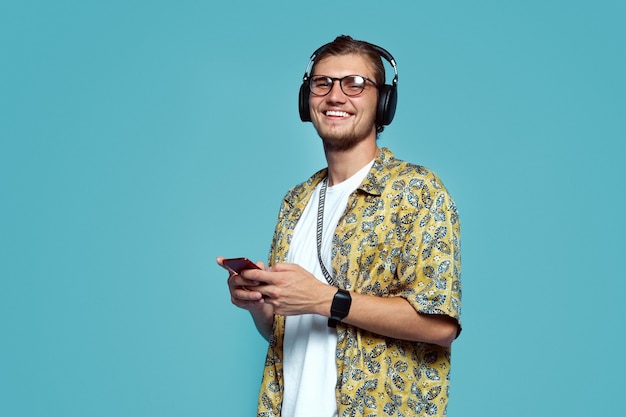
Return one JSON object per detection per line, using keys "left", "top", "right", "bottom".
{"left": 357, "top": 147, "right": 396, "bottom": 196}
{"left": 284, "top": 147, "right": 397, "bottom": 208}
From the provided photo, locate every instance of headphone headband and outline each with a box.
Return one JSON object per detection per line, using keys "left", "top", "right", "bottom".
{"left": 298, "top": 40, "right": 398, "bottom": 127}
{"left": 303, "top": 42, "right": 398, "bottom": 85}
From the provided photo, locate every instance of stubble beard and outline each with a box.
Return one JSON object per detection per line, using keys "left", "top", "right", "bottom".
{"left": 320, "top": 132, "right": 364, "bottom": 152}
{"left": 317, "top": 123, "right": 376, "bottom": 153}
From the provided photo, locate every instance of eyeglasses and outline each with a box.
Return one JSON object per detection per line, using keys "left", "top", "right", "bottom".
{"left": 309, "top": 75, "right": 378, "bottom": 97}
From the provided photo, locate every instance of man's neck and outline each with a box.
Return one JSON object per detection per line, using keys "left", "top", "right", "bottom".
{"left": 323, "top": 140, "right": 380, "bottom": 187}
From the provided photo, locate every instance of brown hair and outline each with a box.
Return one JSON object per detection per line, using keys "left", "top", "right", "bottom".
{"left": 311, "top": 35, "right": 386, "bottom": 88}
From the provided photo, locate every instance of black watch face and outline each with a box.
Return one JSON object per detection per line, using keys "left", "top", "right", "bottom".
{"left": 331, "top": 290, "right": 351, "bottom": 319}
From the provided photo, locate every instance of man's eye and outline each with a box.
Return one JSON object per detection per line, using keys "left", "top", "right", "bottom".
{"left": 344, "top": 81, "right": 364, "bottom": 90}
{"left": 314, "top": 78, "right": 331, "bottom": 88}
{"left": 345, "top": 83, "right": 363, "bottom": 90}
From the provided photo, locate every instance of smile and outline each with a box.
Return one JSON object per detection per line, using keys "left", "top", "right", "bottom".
{"left": 324, "top": 110, "right": 351, "bottom": 118}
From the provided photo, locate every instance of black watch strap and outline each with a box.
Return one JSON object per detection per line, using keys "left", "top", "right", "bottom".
{"left": 328, "top": 289, "right": 352, "bottom": 328}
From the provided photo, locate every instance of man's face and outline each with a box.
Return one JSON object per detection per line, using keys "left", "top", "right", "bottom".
{"left": 309, "top": 54, "right": 379, "bottom": 152}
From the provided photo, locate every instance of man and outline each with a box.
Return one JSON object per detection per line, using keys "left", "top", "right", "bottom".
{"left": 217, "top": 35, "right": 462, "bottom": 417}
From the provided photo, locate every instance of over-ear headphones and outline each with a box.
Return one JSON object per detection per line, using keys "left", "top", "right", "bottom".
{"left": 298, "top": 41, "right": 398, "bottom": 127}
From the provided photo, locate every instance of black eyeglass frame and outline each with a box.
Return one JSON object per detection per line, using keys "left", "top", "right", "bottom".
{"left": 308, "top": 74, "right": 378, "bottom": 97}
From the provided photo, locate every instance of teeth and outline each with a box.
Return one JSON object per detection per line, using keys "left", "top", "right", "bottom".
{"left": 325, "top": 110, "right": 350, "bottom": 117}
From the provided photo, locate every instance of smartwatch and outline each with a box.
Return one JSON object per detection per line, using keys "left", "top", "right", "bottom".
{"left": 328, "top": 289, "right": 352, "bottom": 328}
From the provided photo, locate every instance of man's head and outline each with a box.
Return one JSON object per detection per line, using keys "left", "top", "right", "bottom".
{"left": 299, "top": 36, "right": 397, "bottom": 151}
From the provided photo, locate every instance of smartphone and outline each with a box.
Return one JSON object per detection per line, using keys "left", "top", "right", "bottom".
{"left": 221, "top": 257, "right": 260, "bottom": 274}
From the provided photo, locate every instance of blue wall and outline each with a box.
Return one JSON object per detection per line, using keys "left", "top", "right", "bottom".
{"left": 1, "top": 1, "right": 624, "bottom": 415}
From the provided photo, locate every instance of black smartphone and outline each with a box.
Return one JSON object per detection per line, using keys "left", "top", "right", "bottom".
{"left": 221, "top": 257, "right": 260, "bottom": 274}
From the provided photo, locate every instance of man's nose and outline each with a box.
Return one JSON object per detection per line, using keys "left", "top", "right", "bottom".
{"left": 326, "top": 79, "right": 347, "bottom": 101}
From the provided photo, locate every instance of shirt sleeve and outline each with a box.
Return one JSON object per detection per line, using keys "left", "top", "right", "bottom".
{"left": 397, "top": 170, "right": 462, "bottom": 325}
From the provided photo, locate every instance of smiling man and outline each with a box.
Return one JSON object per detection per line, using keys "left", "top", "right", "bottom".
{"left": 218, "top": 35, "right": 462, "bottom": 417}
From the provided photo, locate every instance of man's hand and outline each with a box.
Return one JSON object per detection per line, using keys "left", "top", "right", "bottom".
{"left": 241, "top": 262, "right": 336, "bottom": 317}
{"left": 217, "top": 256, "right": 267, "bottom": 310}
{"left": 217, "top": 256, "right": 275, "bottom": 340}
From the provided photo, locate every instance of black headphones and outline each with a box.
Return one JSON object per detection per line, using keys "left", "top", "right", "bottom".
{"left": 298, "top": 41, "right": 398, "bottom": 127}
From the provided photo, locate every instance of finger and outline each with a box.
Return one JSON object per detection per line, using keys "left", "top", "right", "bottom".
{"left": 232, "top": 286, "right": 264, "bottom": 302}
{"left": 229, "top": 273, "right": 261, "bottom": 288}
{"left": 231, "top": 298, "right": 266, "bottom": 312}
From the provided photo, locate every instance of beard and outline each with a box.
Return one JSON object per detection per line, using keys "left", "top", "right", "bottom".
{"left": 315, "top": 122, "right": 376, "bottom": 152}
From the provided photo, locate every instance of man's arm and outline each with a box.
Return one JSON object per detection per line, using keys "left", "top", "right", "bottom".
{"left": 246, "top": 302, "right": 274, "bottom": 341}
{"left": 242, "top": 262, "right": 459, "bottom": 347}
{"left": 341, "top": 292, "right": 459, "bottom": 347}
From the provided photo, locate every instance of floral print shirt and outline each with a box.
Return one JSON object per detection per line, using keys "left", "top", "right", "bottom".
{"left": 257, "top": 148, "right": 462, "bottom": 417}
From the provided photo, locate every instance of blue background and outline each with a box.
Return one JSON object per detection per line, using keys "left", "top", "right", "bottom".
{"left": 1, "top": 1, "right": 624, "bottom": 416}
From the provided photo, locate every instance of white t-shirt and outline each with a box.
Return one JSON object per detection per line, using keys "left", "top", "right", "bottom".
{"left": 282, "top": 161, "right": 374, "bottom": 417}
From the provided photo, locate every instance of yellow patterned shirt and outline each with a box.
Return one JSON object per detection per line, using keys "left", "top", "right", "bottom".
{"left": 257, "top": 148, "right": 462, "bottom": 417}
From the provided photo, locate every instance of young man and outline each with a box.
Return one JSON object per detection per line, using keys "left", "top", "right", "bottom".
{"left": 218, "top": 35, "right": 462, "bottom": 417}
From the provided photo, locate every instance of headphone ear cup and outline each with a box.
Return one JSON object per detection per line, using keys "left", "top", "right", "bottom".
{"left": 299, "top": 82, "right": 311, "bottom": 122}
{"left": 376, "top": 84, "right": 398, "bottom": 126}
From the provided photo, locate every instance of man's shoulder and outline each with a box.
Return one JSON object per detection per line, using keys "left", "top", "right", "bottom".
{"left": 376, "top": 147, "right": 426, "bottom": 171}
{"left": 282, "top": 168, "right": 327, "bottom": 206}
{"left": 367, "top": 147, "right": 442, "bottom": 192}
